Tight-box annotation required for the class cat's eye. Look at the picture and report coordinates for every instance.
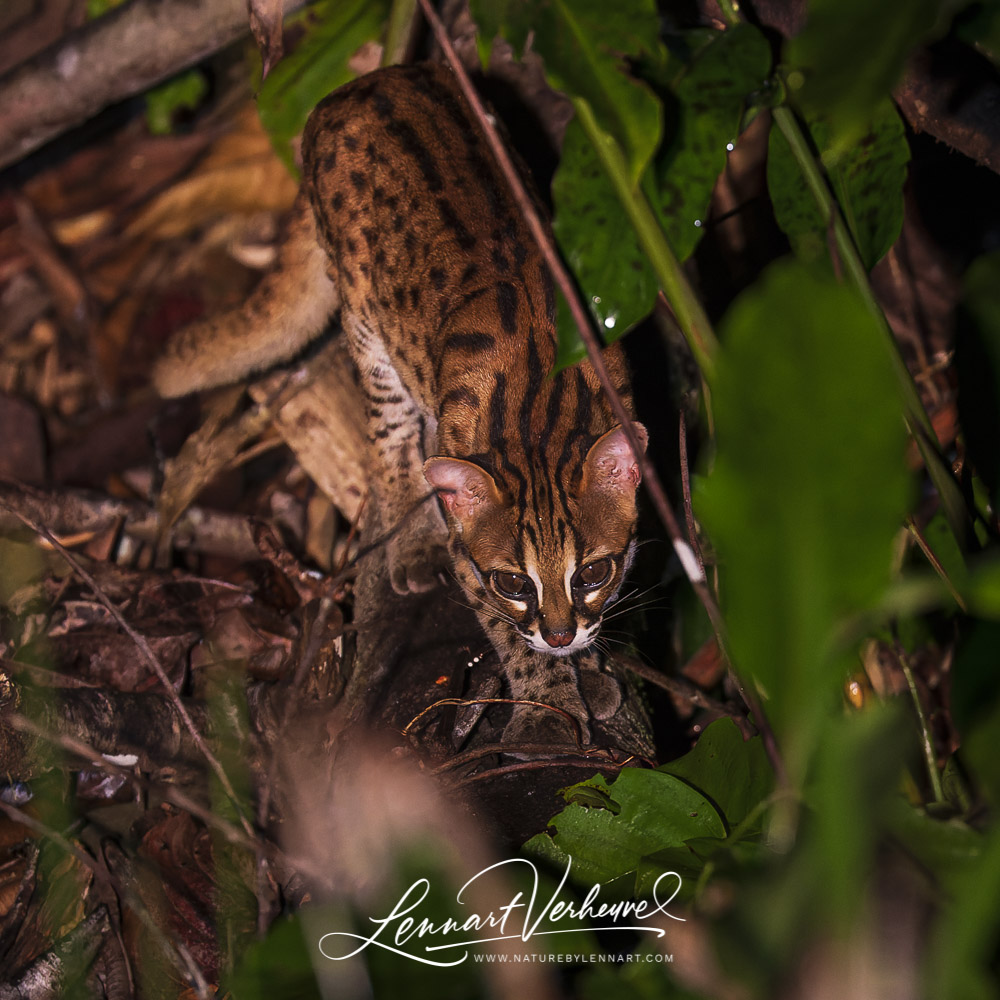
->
[492,571,534,600]
[574,558,612,590]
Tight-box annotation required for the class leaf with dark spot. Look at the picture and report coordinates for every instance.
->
[768,99,909,269]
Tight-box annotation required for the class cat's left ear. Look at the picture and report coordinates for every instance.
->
[424,457,502,525]
[582,423,648,495]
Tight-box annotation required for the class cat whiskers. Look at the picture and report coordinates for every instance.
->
[442,586,520,629]
[600,583,668,624]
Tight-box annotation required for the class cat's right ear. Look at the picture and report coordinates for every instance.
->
[424,457,502,525]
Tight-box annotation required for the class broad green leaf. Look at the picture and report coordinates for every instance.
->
[695,260,911,771]
[651,23,772,262]
[807,705,910,925]
[551,24,769,367]
[951,617,1000,806]
[257,0,389,172]
[925,826,1000,1000]
[767,100,909,269]
[552,117,658,367]
[470,0,663,182]
[956,1,1000,68]
[785,0,959,149]
[658,718,773,835]
[524,769,724,892]
[227,915,320,999]
[956,252,1000,505]
[580,943,700,999]
[918,511,971,598]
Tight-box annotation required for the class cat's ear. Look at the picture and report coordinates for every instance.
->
[582,423,648,496]
[424,457,502,523]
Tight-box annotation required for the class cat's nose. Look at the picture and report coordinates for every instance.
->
[543,627,574,648]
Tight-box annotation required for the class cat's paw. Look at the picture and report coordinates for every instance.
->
[578,667,622,721]
[504,704,590,746]
[386,533,449,594]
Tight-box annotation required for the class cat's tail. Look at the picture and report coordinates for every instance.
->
[153,191,340,398]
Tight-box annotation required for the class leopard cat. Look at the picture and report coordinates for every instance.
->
[155,62,647,737]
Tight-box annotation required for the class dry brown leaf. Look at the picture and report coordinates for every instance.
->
[248,0,285,79]
[50,209,113,247]
[127,107,297,241]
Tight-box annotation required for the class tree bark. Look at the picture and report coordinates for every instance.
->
[0,0,307,171]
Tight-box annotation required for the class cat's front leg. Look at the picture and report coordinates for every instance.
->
[500,643,592,745]
[348,323,449,594]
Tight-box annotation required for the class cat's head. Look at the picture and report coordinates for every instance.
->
[424,424,647,656]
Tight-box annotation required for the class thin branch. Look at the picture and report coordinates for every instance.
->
[678,409,707,578]
[771,104,972,549]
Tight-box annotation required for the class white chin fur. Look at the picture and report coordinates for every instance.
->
[525,629,595,657]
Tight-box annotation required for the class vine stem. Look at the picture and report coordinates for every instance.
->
[415,0,789,789]
[895,645,946,805]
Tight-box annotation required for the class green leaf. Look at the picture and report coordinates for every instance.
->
[917,512,971,598]
[784,0,959,149]
[807,706,910,925]
[227,915,320,999]
[956,252,1000,505]
[257,0,389,173]
[145,71,208,136]
[470,0,663,182]
[955,1,1000,68]
[658,718,773,835]
[579,942,701,999]
[524,769,724,892]
[767,100,909,269]
[85,0,127,18]
[551,117,659,366]
[651,23,772,262]
[925,826,1000,1000]
[695,260,911,771]
[951,617,1000,806]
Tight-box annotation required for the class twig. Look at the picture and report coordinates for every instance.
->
[894,643,946,806]
[678,409,706,578]
[404,696,586,749]
[434,741,651,775]
[623,656,744,726]
[905,515,967,612]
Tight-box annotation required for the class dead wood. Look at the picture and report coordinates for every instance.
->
[0,0,308,172]
[0,482,262,562]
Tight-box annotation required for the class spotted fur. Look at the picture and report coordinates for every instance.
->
[155,64,646,723]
